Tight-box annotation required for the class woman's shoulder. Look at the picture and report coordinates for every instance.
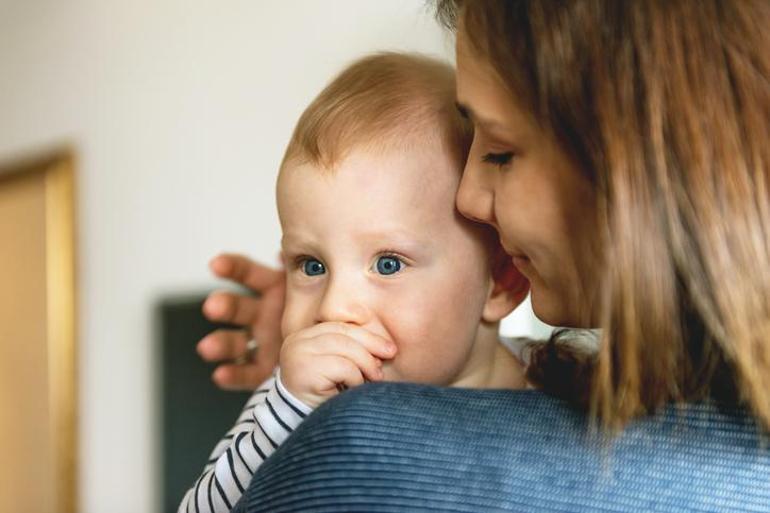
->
[240,382,770,512]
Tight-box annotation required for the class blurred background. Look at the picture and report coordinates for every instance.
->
[0,1,551,511]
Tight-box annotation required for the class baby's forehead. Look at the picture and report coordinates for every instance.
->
[278,145,463,217]
[282,128,462,178]
[283,164,460,224]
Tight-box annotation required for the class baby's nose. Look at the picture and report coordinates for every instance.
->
[315,278,370,326]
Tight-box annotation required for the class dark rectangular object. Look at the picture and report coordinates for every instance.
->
[158,294,251,513]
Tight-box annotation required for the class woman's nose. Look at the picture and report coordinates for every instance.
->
[315,277,369,326]
[456,158,496,227]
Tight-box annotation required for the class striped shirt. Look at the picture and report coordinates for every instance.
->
[177,369,313,513]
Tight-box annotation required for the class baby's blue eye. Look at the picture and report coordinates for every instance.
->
[301,258,325,276]
[375,256,402,276]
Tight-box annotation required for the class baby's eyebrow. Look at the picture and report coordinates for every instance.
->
[280,234,316,252]
[281,230,314,243]
[356,231,430,251]
[357,228,420,241]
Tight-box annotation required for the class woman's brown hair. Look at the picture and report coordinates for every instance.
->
[437,0,770,429]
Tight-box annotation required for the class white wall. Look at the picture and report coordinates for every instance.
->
[0,1,549,511]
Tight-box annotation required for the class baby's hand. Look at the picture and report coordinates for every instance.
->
[279,322,397,408]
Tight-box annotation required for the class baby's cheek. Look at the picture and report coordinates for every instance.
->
[280,296,314,338]
[279,309,295,340]
[381,303,469,384]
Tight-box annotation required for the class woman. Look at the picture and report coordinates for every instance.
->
[198,1,769,509]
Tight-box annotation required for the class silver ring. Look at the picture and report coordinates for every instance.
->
[234,337,259,365]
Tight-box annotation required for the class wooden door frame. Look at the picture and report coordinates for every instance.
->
[0,148,77,513]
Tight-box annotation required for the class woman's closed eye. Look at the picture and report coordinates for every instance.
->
[372,254,405,276]
[482,151,514,167]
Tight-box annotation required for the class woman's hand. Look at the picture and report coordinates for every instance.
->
[196,253,286,391]
[279,322,397,408]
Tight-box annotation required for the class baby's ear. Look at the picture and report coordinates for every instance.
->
[482,247,530,323]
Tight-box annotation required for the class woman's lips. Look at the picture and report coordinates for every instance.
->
[503,245,533,274]
[512,256,535,279]
[511,254,530,268]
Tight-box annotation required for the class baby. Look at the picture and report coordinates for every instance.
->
[179,52,532,513]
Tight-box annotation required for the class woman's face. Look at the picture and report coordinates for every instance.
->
[454,28,600,328]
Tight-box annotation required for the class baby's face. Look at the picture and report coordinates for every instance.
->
[277,143,495,386]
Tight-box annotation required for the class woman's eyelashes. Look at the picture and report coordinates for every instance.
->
[482,151,514,167]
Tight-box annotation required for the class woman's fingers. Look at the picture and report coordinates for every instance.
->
[196,329,250,362]
[199,253,288,392]
[203,258,286,363]
[209,253,285,292]
[211,363,268,392]
[198,329,274,390]
[202,291,261,327]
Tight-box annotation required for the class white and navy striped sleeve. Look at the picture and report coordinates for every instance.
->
[177,368,313,513]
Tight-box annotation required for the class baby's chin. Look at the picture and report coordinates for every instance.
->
[377,362,397,383]
[378,362,443,386]
[378,361,407,384]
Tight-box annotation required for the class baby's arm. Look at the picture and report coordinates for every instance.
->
[179,322,393,513]
[177,371,312,513]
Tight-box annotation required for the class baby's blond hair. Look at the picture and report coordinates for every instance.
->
[281,52,471,172]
